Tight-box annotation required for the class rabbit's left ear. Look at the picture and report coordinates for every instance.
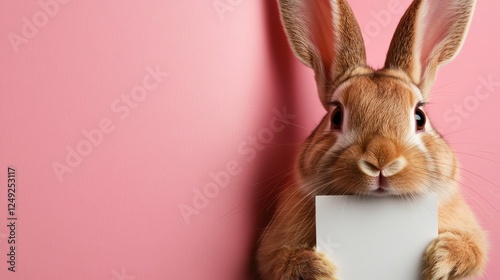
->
[385,0,476,99]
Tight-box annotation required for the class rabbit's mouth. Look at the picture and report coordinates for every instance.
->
[370,187,393,197]
[364,186,416,197]
[371,190,389,197]
[366,183,395,197]
[366,174,391,196]
[360,173,417,197]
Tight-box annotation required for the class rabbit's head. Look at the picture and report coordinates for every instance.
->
[278,0,476,198]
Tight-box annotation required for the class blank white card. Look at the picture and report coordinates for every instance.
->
[316,195,438,280]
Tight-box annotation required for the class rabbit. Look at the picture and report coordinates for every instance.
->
[256,0,488,279]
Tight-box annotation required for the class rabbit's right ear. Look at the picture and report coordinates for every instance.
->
[278,0,367,105]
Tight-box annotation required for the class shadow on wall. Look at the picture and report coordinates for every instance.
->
[246,1,303,279]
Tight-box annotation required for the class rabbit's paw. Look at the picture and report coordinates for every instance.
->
[423,232,484,280]
[276,248,336,280]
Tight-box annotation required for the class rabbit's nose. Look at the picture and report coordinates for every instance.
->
[358,156,407,177]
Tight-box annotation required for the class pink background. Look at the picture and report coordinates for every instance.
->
[0,0,499,279]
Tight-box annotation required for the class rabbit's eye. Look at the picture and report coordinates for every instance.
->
[331,107,343,130]
[415,108,426,131]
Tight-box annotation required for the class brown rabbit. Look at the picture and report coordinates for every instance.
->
[257,0,488,279]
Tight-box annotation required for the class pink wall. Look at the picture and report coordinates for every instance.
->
[0,0,498,279]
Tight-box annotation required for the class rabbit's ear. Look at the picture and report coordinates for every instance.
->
[385,0,476,99]
[278,0,367,105]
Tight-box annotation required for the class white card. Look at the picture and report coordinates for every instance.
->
[316,195,438,280]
